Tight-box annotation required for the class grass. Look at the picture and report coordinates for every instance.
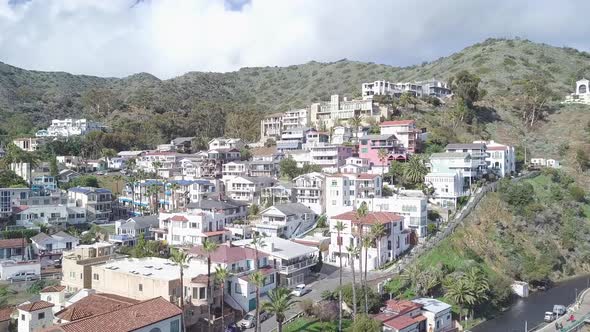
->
[98,224,115,234]
[283,318,351,332]
[98,174,126,195]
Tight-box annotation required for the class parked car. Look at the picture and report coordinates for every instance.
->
[554,305,567,316]
[544,311,558,322]
[96,171,105,176]
[291,284,311,297]
[238,310,269,329]
[8,272,39,282]
[53,258,62,268]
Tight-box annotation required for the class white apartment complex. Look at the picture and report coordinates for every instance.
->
[362,79,451,100]
[309,94,391,129]
[225,176,276,204]
[325,173,383,217]
[293,172,325,215]
[35,118,104,137]
[255,203,316,238]
[155,211,229,246]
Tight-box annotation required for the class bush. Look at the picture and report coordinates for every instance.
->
[349,314,382,332]
[498,179,534,207]
[299,299,314,316]
[339,284,382,313]
[313,301,338,322]
[569,185,586,202]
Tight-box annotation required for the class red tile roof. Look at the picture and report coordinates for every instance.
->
[239,266,275,282]
[332,211,404,225]
[189,243,267,264]
[375,313,426,330]
[380,120,416,126]
[0,238,27,249]
[191,273,214,284]
[44,297,182,332]
[40,285,66,293]
[18,300,54,312]
[169,215,189,222]
[12,205,29,213]
[383,299,423,314]
[0,307,14,322]
[56,293,139,322]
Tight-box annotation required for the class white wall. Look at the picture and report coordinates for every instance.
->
[18,307,54,332]
[0,261,41,280]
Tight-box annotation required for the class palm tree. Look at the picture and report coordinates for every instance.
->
[262,287,298,332]
[334,221,347,332]
[251,271,266,332]
[249,234,266,270]
[362,234,371,315]
[348,114,363,142]
[215,266,231,331]
[170,248,188,332]
[346,244,359,319]
[370,223,386,268]
[404,155,428,185]
[146,184,160,214]
[202,239,219,332]
[464,268,490,319]
[377,148,389,179]
[169,182,181,211]
[112,174,123,196]
[444,277,475,323]
[354,202,368,314]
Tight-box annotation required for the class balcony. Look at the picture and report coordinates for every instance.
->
[278,258,317,274]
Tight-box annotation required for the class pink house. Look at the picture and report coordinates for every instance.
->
[359,134,406,167]
[379,120,422,153]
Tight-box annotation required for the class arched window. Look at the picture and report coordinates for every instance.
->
[46,296,52,302]
[579,84,588,94]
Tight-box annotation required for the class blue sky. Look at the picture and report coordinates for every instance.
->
[0,0,588,79]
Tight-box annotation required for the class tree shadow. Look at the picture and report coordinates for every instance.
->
[473,105,501,124]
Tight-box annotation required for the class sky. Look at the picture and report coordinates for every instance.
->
[0,0,589,79]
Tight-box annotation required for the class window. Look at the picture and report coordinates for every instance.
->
[21,314,25,321]
[46,296,52,302]
[361,148,368,154]
[199,287,206,299]
[149,328,162,332]
[235,283,242,294]
[93,273,99,281]
[170,319,180,332]
[38,312,45,320]
[139,284,143,291]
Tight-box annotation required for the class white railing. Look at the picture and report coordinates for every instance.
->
[279,258,317,274]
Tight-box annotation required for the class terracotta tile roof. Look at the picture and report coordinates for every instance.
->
[0,307,14,322]
[0,238,27,249]
[169,215,189,222]
[189,243,267,264]
[239,266,275,282]
[191,273,214,283]
[56,293,140,322]
[383,299,423,314]
[332,211,404,225]
[12,205,29,213]
[374,313,426,329]
[250,146,278,157]
[18,300,54,312]
[40,285,66,293]
[203,229,229,237]
[45,297,182,332]
[380,120,416,126]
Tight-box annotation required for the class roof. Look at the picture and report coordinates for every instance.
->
[236,176,275,184]
[56,293,139,322]
[18,300,54,312]
[187,197,247,210]
[331,211,404,225]
[445,143,486,150]
[171,137,195,145]
[412,298,452,314]
[376,313,426,329]
[40,285,66,293]
[0,307,13,322]
[68,187,111,194]
[52,231,79,241]
[232,237,318,260]
[264,203,315,216]
[0,238,26,249]
[169,215,188,222]
[251,146,278,157]
[380,120,416,126]
[362,134,395,141]
[31,232,52,244]
[486,145,509,151]
[430,152,470,159]
[383,299,423,314]
[123,215,159,228]
[44,297,181,332]
[357,173,380,179]
[97,257,207,281]
[189,243,267,264]
[239,266,275,282]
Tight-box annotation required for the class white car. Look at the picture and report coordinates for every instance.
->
[291,284,311,297]
[8,271,39,282]
[238,310,269,329]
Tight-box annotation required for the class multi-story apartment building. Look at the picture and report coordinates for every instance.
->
[255,203,316,238]
[248,159,280,178]
[91,256,214,327]
[186,194,248,225]
[475,140,516,177]
[261,183,295,206]
[189,243,277,312]
[0,188,29,218]
[276,127,308,152]
[362,80,451,99]
[67,187,112,222]
[222,161,248,180]
[358,191,428,238]
[12,137,46,152]
[444,143,489,179]
[233,237,319,288]
[329,211,410,271]
[61,242,115,293]
[260,112,284,142]
[325,173,383,217]
[339,157,370,174]
[208,137,244,151]
[424,171,465,209]
[155,211,229,245]
[359,134,406,168]
[226,176,276,204]
[380,120,422,153]
[309,94,390,129]
[292,172,325,215]
[305,143,353,173]
[35,118,104,137]
[282,109,310,131]
[136,151,181,176]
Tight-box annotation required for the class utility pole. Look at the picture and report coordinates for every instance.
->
[524,320,527,332]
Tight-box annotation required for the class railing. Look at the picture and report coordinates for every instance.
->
[279,258,317,274]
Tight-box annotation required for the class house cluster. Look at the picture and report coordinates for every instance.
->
[375,298,457,332]
[35,118,106,138]
[563,78,590,105]
[362,79,452,100]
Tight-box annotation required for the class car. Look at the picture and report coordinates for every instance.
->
[237,310,269,329]
[8,271,40,282]
[544,311,557,322]
[96,171,105,175]
[291,284,311,297]
[553,305,567,316]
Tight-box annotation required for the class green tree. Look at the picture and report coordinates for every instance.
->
[202,239,219,332]
[370,223,386,268]
[333,221,347,331]
[279,157,299,179]
[377,148,389,179]
[450,70,486,108]
[346,244,360,319]
[464,268,490,319]
[215,266,231,331]
[168,182,181,211]
[170,248,188,332]
[575,148,589,172]
[404,155,428,185]
[514,75,556,127]
[348,114,363,142]
[251,271,266,332]
[444,277,475,322]
[400,92,418,110]
[349,314,382,332]
[262,287,298,332]
[355,202,369,315]
[49,156,59,178]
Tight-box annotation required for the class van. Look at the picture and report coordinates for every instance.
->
[553,305,567,316]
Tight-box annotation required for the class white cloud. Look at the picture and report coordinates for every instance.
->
[0,0,588,79]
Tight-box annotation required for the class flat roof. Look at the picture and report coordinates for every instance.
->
[98,257,208,281]
[232,237,318,260]
[412,298,452,314]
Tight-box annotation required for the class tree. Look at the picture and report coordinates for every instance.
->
[202,239,219,332]
[444,277,475,322]
[514,76,556,127]
[464,268,490,319]
[248,204,260,218]
[251,271,266,332]
[450,70,485,108]
[349,314,382,332]
[362,234,371,315]
[370,223,386,267]
[279,157,299,179]
[348,114,363,142]
[333,221,347,332]
[49,156,59,179]
[354,202,369,315]
[112,174,123,196]
[404,155,428,185]
[377,148,389,178]
[215,266,231,331]
[400,92,418,110]
[240,147,252,161]
[170,248,188,332]
[346,244,359,319]
[249,234,266,270]
[575,148,589,172]
[262,287,298,332]
[169,182,181,211]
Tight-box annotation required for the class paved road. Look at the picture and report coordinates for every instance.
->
[536,287,590,332]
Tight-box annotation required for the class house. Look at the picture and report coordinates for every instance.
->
[13,137,46,152]
[340,157,370,174]
[0,238,27,261]
[411,298,454,332]
[112,215,159,246]
[67,187,112,222]
[188,243,277,312]
[31,175,58,194]
[171,137,195,153]
[261,183,295,206]
[424,171,465,209]
[359,134,406,169]
[325,173,383,217]
[222,161,249,181]
[0,306,14,331]
[282,109,310,131]
[380,120,422,153]
[475,140,516,177]
[530,158,561,169]
[329,211,410,271]
[330,126,353,145]
[429,152,479,184]
[208,138,244,151]
[260,112,284,142]
[309,94,391,129]
[136,151,181,176]
[35,118,104,138]
[256,203,316,238]
[54,293,139,323]
[186,194,248,225]
[60,242,115,293]
[30,232,79,255]
[106,157,126,170]
[117,150,146,160]
[358,191,428,238]
[564,78,590,105]
[0,187,30,218]
[17,300,54,332]
[374,299,426,332]
[43,297,182,332]
[293,172,325,215]
[226,176,276,204]
[250,146,284,163]
[306,143,353,172]
[13,204,86,228]
[0,260,40,280]
[154,211,229,246]
[444,143,489,180]
[57,169,81,184]
[39,285,66,313]
[248,159,280,178]
[276,127,308,152]
[362,80,451,100]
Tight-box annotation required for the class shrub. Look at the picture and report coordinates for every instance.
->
[299,299,314,316]
[569,185,586,202]
[313,301,338,322]
[498,179,534,207]
[349,314,382,332]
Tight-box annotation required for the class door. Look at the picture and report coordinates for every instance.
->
[227,281,232,295]
[248,298,256,311]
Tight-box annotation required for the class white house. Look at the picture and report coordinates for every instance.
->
[155,211,229,246]
[444,143,489,180]
[380,120,422,153]
[67,187,112,222]
[530,158,561,169]
[256,203,316,238]
[112,215,159,246]
[330,126,353,145]
[564,78,590,105]
[425,172,466,209]
[475,140,516,177]
[12,137,46,152]
[325,173,383,217]
[226,176,276,204]
[208,137,244,151]
[411,298,453,332]
[30,231,79,254]
[292,172,325,215]
[35,118,104,138]
[17,300,54,332]
[329,211,410,271]
[39,285,66,313]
